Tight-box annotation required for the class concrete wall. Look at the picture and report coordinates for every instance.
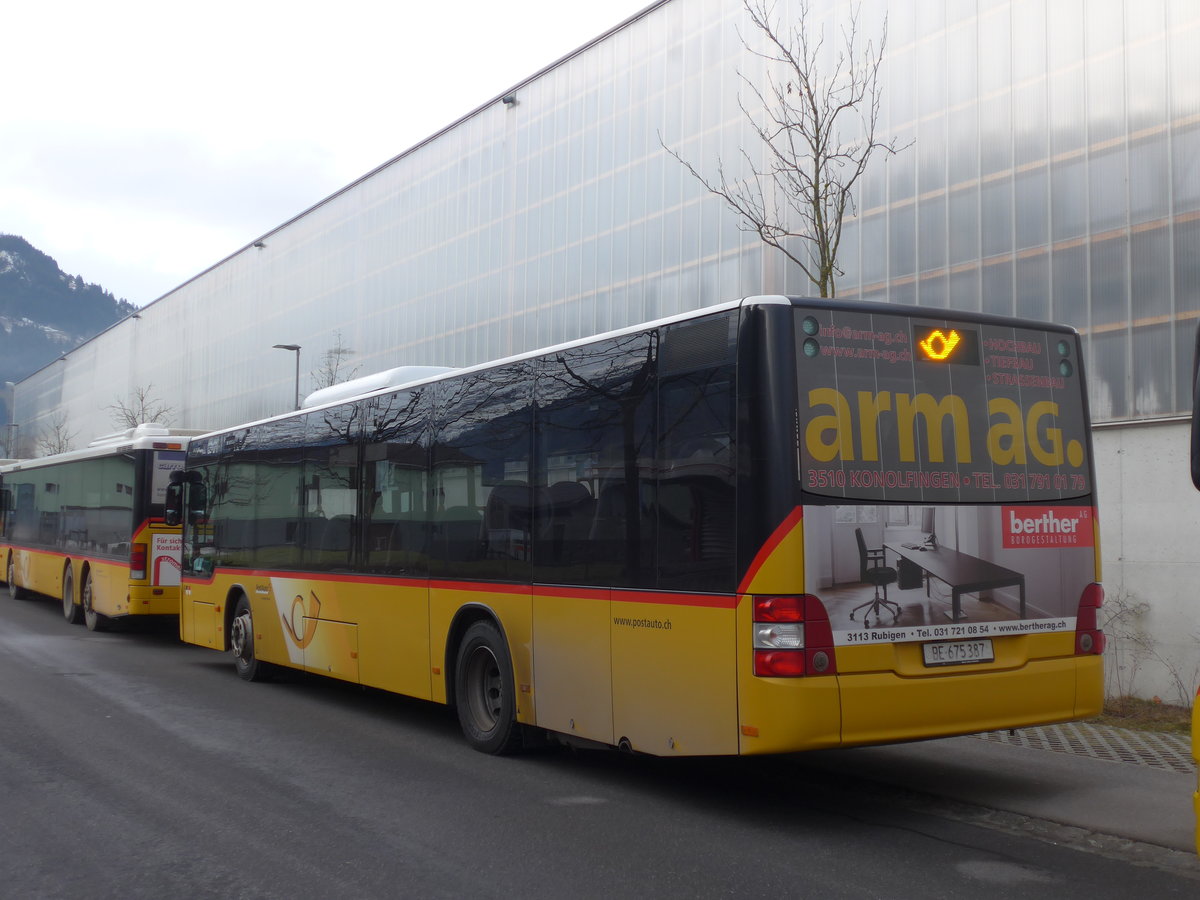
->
[1094,420,1200,706]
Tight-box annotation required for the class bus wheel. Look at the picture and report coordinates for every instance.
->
[7,556,28,600]
[231,594,273,682]
[454,620,521,755]
[62,565,83,625]
[82,572,108,631]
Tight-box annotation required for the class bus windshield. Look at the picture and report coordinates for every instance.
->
[795,305,1092,504]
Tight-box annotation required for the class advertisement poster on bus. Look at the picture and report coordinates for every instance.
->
[152,532,182,587]
[794,306,1096,648]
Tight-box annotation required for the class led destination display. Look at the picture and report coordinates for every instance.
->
[796,308,1090,505]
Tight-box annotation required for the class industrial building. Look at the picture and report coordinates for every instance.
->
[12,0,1200,700]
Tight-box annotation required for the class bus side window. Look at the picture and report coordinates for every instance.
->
[656,344,736,593]
[431,363,533,582]
[533,332,657,588]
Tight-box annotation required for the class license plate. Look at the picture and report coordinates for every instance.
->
[922,639,994,667]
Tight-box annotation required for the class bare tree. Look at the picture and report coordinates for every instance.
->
[109,384,175,428]
[664,0,906,297]
[37,411,77,456]
[311,330,361,390]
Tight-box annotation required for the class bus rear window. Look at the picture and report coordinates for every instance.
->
[150,450,187,513]
[795,307,1092,504]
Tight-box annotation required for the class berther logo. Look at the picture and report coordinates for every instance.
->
[1002,506,1094,549]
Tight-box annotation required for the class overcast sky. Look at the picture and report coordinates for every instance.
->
[2,0,654,307]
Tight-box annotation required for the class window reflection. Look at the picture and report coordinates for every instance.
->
[431,363,534,583]
[1,457,135,555]
[535,332,656,588]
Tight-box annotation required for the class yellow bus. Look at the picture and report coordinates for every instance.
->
[171,297,1104,755]
[1,425,196,630]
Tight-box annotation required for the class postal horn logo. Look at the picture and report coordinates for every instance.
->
[282,591,322,648]
[918,329,961,360]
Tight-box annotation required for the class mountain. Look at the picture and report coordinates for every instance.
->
[0,234,137,421]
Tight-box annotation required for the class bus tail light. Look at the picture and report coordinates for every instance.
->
[130,543,147,581]
[1074,582,1105,655]
[753,594,837,677]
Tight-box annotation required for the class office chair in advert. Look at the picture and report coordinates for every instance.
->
[851,527,901,627]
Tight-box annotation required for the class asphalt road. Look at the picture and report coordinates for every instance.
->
[0,592,1194,899]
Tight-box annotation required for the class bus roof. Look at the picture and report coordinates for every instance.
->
[0,424,201,474]
[301,366,457,409]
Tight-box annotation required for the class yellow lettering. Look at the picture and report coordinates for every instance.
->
[806,388,855,462]
[986,397,1027,464]
[1027,401,1064,465]
[896,393,972,463]
[857,391,892,462]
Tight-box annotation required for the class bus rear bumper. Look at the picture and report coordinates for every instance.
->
[838,655,1104,747]
[736,654,1102,755]
[126,587,181,616]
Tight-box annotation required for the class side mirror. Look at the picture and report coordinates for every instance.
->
[164,476,184,527]
[188,479,208,524]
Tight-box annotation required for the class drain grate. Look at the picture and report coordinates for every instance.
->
[974,722,1195,775]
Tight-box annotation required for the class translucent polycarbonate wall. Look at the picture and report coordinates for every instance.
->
[13,0,1200,448]
[832,0,1199,422]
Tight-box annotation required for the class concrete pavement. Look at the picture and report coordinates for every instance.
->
[802,721,1198,872]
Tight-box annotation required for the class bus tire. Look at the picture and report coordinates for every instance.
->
[454,619,521,755]
[7,555,29,600]
[82,571,108,631]
[62,565,83,625]
[230,594,274,682]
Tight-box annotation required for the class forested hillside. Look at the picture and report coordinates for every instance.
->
[0,234,136,422]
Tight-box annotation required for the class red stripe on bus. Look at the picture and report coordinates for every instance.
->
[0,544,127,569]
[183,569,432,589]
[531,585,608,601]
[611,589,737,609]
[433,580,528,596]
[180,568,736,610]
[534,585,734,608]
[736,506,803,595]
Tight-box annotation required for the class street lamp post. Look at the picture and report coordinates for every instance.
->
[272,344,301,410]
